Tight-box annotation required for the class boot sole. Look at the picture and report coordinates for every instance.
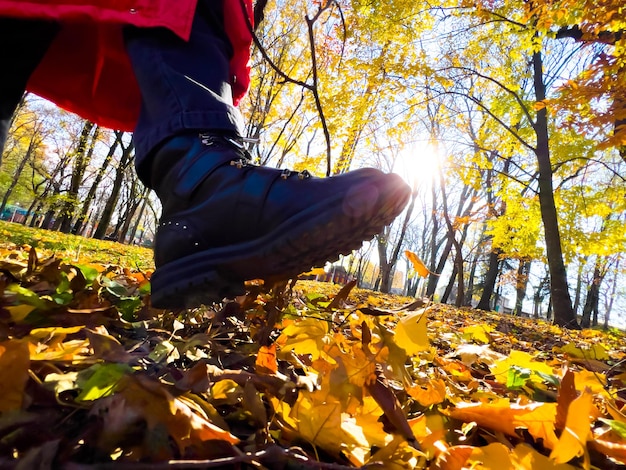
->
[150,181,411,309]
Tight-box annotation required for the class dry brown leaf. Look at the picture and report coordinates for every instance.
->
[555,368,578,431]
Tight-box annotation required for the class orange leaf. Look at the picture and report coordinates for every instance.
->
[430,445,473,470]
[445,399,559,449]
[407,378,447,407]
[405,250,431,277]
[256,344,278,374]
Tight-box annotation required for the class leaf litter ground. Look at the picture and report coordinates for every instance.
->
[0,225,625,469]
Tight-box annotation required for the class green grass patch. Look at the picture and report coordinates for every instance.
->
[0,220,154,269]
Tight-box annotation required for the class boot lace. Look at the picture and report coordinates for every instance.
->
[200,133,311,180]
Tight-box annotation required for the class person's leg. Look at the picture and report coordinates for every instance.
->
[0,19,59,158]
[123,0,242,184]
[124,0,412,309]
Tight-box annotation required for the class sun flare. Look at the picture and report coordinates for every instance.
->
[396,141,442,187]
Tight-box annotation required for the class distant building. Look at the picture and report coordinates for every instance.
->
[0,205,28,223]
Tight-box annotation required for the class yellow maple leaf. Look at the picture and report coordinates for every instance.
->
[550,389,594,464]
[557,342,610,361]
[0,340,30,412]
[273,391,371,466]
[301,267,327,276]
[513,444,577,469]
[461,324,494,344]
[394,309,430,356]
[276,317,330,361]
[405,250,431,277]
[353,396,390,449]
[367,434,426,469]
[430,445,473,470]
[573,369,608,396]
[490,350,556,385]
[338,343,378,387]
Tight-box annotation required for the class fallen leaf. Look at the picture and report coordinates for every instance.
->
[556,368,577,431]
[430,445,473,470]
[557,342,610,361]
[445,398,559,449]
[590,438,626,464]
[490,350,556,386]
[256,343,278,374]
[328,279,357,309]
[0,340,30,412]
[407,378,447,406]
[468,442,515,469]
[5,304,35,323]
[94,375,239,457]
[550,388,593,464]
[461,324,493,344]
[394,309,429,355]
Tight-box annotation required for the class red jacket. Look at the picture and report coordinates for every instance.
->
[0,0,253,131]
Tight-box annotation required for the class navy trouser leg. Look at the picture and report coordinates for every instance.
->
[0,19,59,159]
[124,0,243,184]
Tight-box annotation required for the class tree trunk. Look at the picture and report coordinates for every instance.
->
[580,261,605,329]
[438,168,465,306]
[603,258,619,330]
[58,121,97,233]
[572,259,587,315]
[514,259,531,316]
[93,137,134,239]
[127,187,151,244]
[441,263,457,304]
[426,183,473,299]
[532,45,577,327]
[376,188,417,293]
[464,250,479,307]
[73,132,120,235]
[477,248,500,310]
[425,181,441,297]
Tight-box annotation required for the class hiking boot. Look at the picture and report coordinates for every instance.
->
[149,133,411,308]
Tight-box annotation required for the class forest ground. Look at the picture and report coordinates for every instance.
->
[0,220,624,469]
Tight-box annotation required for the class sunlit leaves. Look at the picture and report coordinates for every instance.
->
[0,225,624,468]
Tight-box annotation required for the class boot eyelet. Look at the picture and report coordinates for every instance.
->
[298,170,311,180]
[280,169,291,179]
